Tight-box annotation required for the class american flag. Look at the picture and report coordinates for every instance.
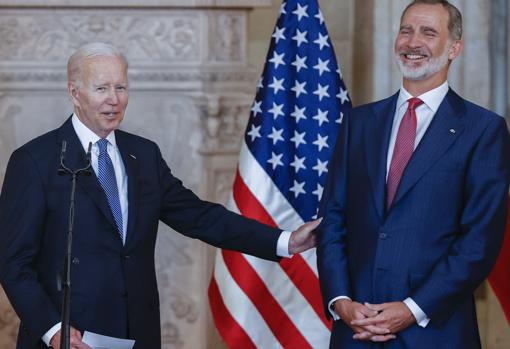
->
[208,0,351,347]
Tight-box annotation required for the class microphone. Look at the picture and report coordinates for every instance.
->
[83,142,93,176]
[55,139,93,349]
[57,141,68,176]
[57,140,92,176]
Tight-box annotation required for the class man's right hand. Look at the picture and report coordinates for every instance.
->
[334,299,396,342]
[50,327,91,349]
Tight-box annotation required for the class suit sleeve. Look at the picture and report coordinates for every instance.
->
[0,148,61,342]
[316,111,351,317]
[155,145,281,261]
[411,116,510,325]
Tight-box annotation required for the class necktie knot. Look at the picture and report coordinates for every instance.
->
[97,138,109,154]
[407,97,423,111]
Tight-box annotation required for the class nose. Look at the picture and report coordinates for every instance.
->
[106,88,119,105]
[406,32,423,48]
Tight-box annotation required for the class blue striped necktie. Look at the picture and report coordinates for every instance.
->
[97,138,124,243]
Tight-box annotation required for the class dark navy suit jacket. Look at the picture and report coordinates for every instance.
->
[317,89,510,349]
[0,118,281,348]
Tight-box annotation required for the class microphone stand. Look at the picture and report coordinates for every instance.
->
[57,140,92,349]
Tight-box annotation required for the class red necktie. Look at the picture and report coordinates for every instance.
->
[386,97,423,210]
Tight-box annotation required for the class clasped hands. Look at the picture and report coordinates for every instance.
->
[334,299,416,342]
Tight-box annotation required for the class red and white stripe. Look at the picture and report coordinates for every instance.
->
[209,142,331,348]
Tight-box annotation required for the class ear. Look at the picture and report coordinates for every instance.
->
[68,81,80,107]
[448,40,464,61]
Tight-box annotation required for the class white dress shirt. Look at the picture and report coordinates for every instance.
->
[328,82,449,328]
[72,114,129,240]
[43,114,292,346]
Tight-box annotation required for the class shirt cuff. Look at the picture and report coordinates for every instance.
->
[42,322,61,347]
[276,230,292,257]
[328,296,352,321]
[403,297,430,327]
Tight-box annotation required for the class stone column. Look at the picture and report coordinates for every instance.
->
[0,1,270,348]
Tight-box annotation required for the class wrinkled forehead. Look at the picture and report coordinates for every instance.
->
[400,3,450,32]
[81,56,128,80]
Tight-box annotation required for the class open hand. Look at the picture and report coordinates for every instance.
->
[288,218,321,254]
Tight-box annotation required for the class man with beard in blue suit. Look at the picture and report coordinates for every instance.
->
[0,42,320,349]
[317,0,510,348]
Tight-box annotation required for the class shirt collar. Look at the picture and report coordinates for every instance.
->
[397,81,449,113]
[71,113,118,151]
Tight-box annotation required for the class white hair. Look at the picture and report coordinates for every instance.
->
[67,42,128,86]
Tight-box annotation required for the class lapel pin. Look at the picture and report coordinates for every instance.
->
[130,154,137,159]
[449,129,456,134]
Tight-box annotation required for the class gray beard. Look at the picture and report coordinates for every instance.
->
[395,45,450,81]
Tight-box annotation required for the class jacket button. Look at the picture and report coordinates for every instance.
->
[379,233,387,239]
[123,255,131,259]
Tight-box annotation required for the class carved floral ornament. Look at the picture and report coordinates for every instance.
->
[0,10,249,64]
[0,12,200,61]
[0,0,272,6]
[196,94,253,152]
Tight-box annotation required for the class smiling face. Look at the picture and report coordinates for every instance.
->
[394,3,462,92]
[68,55,128,138]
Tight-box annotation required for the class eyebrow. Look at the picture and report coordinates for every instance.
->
[399,24,440,35]
[421,26,439,34]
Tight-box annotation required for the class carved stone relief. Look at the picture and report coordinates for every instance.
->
[0,0,272,6]
[197,95,252,153]
[155,225,201,349]
[210,12,245,63]
[211,169,236,205]
[0,10,200,62]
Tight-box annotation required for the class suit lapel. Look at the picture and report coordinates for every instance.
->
[57,118,118,230]
[364,93,399,221]
[391,89,466,208]
[116,131,139,248]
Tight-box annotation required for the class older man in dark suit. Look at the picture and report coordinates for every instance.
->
[0,42,319,349]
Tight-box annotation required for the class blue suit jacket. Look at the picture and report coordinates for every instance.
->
[317,89,510,349]
[0,117,281,349]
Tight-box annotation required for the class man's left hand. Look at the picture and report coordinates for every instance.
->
[288,218,322,254]
[350,301,415,338]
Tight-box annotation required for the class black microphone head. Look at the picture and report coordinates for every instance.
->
[61,140,67,160]
[86,142,92,160]
[57,140,68,175]
[82,141,93,176]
